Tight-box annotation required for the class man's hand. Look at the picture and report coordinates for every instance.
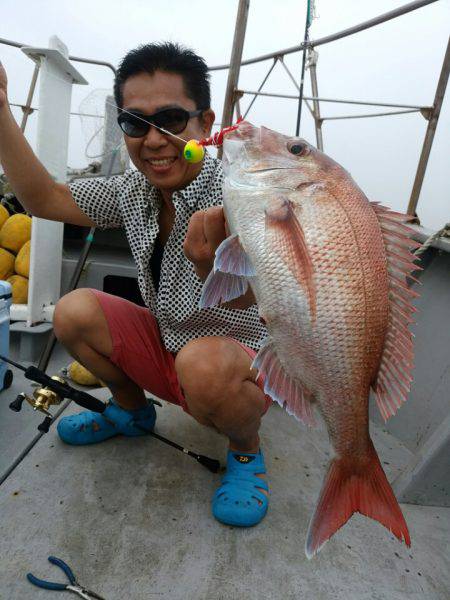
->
[184,206,257,309]
[184,206,226,281]
[0,61,8,109]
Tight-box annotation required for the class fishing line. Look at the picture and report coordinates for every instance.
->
[100,96,241,157]
[14,62,186,143]
[10,61,239,162]
[9,68,189,144]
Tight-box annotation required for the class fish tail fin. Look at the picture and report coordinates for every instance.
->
[305,441,410,559]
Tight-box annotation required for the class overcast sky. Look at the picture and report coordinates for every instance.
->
[1,0,449,230]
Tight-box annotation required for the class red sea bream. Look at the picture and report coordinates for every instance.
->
[200,121,419,557]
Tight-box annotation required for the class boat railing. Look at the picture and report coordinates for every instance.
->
[0,1,448,326]
[1,0,448,221]
[212,0,449,221]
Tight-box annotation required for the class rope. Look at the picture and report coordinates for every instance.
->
[414,222,450,256]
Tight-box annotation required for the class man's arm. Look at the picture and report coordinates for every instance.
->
[183,206,256,310]
[0,61,94,226]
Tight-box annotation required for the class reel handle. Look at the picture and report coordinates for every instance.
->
[9,393,26,412]
[24,366,106,413]
[38,416,53,433]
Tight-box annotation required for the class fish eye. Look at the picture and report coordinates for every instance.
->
[288,142,307,156]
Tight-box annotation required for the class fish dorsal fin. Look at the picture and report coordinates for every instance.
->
[252,338,316,427]
[370,202,421,421]
[265,197,316,320]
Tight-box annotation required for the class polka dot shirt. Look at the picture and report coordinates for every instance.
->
[69,153,267,353]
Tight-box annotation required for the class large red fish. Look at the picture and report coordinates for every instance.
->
[201,121,419,557]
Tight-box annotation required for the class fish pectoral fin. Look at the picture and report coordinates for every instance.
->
[199,234,254,308]
[265,197,316,320]
[214,233,256,277]
[199,269,249,309]
[252,338,315,427]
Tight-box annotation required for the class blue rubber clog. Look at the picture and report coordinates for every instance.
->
[212,449,269,527]
[57,400,156,445]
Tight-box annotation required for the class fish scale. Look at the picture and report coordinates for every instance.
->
[201,121,416,557]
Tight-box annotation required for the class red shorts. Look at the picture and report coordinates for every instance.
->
[89,290,271,415]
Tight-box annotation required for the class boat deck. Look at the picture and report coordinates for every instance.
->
[1,242,449,599]
[1,382,449,599]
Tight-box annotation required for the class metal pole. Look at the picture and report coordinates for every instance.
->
[0,37,116,75]
[20,63,40,132]
[208,0,439,71]
[323,108,421,120]
[220,0,250,133]
[236,89,428,109]
[307,49,323,150]
[235,91,244,119]
[407,36,450,217]
[243,58,278,119]
[66,56,116,75]
[311,0,438,49]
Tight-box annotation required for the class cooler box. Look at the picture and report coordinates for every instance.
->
[0,281,13,391]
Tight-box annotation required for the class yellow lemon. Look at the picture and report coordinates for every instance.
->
[68,361,103,387]
[15,240,31,277]
[0,248,16,280]
[7,274,28,304]
[0,205,9,229]
[0,214,32,254]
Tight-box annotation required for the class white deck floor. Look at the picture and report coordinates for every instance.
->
[1,387,449,599]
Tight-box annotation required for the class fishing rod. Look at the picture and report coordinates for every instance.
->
[1,354,221,474]
[1,66,240,477]
[295,0,315,136]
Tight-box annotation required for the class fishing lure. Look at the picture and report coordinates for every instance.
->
[183,117,243,163]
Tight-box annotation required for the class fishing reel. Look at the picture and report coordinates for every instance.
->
[10,376,66,416]
[2,354,221,472]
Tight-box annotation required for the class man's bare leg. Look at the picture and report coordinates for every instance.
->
[53,288,147,410]
[175,337,269,494]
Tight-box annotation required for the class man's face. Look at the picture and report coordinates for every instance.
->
[121,71,215,196]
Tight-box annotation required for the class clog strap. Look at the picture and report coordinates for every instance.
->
[225,450,267,476]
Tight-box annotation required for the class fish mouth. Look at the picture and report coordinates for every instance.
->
[244,166,296,174]
[295,180,322,191]
[228,177,320,194]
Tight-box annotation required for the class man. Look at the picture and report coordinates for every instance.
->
[0,42,270,527]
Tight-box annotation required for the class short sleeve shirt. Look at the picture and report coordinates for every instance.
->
[68,153,267,353]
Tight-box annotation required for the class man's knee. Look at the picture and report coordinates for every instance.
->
[53,288,101,344]
[175,337,248,407]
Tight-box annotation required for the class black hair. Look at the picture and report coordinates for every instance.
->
[113,42,211,111]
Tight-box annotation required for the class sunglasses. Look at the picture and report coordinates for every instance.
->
[117,107,203,138]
